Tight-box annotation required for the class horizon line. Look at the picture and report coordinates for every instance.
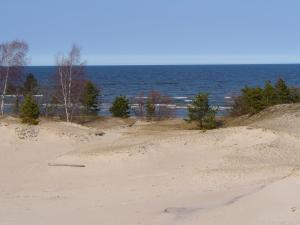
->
[27,62,300,67]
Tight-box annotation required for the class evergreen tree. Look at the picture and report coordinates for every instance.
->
[242,87,265,114]
[187,93,217,129]
[23,73,38,95]
[80,81,100,115]
[109,96,130,118]
[275,78,292,104]
[263,80,277,107]
[20,95,40,125]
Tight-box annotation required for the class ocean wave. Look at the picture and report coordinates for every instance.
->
[135,96,188,100]
[172,96,188,99]
[130,104,231,111]
[218,106,232,110]
[135,96,148,99]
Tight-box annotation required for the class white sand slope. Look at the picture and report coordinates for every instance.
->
[0,108,300,225]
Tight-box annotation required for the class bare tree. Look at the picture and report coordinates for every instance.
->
[0,40,28,116]
[132,92,146,118]
[133,91,175,120]
[54,45,86,122]
[147,91,174,120]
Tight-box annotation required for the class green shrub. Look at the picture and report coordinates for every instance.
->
[20,95,40,125]
[109,96,130,118]
[202,110,217,129]
[187,93,217,129]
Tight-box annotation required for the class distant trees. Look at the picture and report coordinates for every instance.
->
[187,93,217,129]
[3,40,300,126]
[80,81,100,115]
[230,78,298,116]
[54,45,86,122]
[0,42,102,122]
[0,40,28,115]
[20,95,40,125]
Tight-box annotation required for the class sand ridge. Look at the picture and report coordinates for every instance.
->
[0,107,300,225]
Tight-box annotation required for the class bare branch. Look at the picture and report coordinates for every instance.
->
[0,40,28,115]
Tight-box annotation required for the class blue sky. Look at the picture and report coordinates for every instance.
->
[1,0,300,65]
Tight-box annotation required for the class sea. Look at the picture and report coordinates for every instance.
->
[24,64,300,117]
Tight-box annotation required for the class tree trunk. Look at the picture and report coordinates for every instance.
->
[0,68,9,116]
[59,68,70,122]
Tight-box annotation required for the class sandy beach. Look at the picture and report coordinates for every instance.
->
[1,104,300,225]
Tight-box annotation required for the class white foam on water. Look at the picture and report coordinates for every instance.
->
[135,97,148,99]
[173,96,188,99]
[218,106,232,110]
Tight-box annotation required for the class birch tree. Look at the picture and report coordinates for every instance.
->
[55,45,86,122]
[0,40,28,116]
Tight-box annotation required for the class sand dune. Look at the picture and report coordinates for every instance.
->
[1,105,300,225]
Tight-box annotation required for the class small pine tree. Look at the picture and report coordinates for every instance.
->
[80,81,100,115]
[23,73,38,95]
[275,78,292,104]
[109,96,130,118]
[20,95,40,125]
[187,93,217,129]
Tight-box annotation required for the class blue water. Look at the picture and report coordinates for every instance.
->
[24,64,300,116]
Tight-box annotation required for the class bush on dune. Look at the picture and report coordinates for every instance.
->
[20,95,40,125]
[110,96,130,118]
[230,78,299,116]
[80,81,101,115]
[187,93,217,129]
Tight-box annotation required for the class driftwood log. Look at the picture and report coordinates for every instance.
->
[48,163,85,168]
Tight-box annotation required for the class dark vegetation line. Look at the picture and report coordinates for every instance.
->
[230,78,300,116]
[1,40,299,128]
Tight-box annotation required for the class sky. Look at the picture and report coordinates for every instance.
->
[1,0,300,65]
